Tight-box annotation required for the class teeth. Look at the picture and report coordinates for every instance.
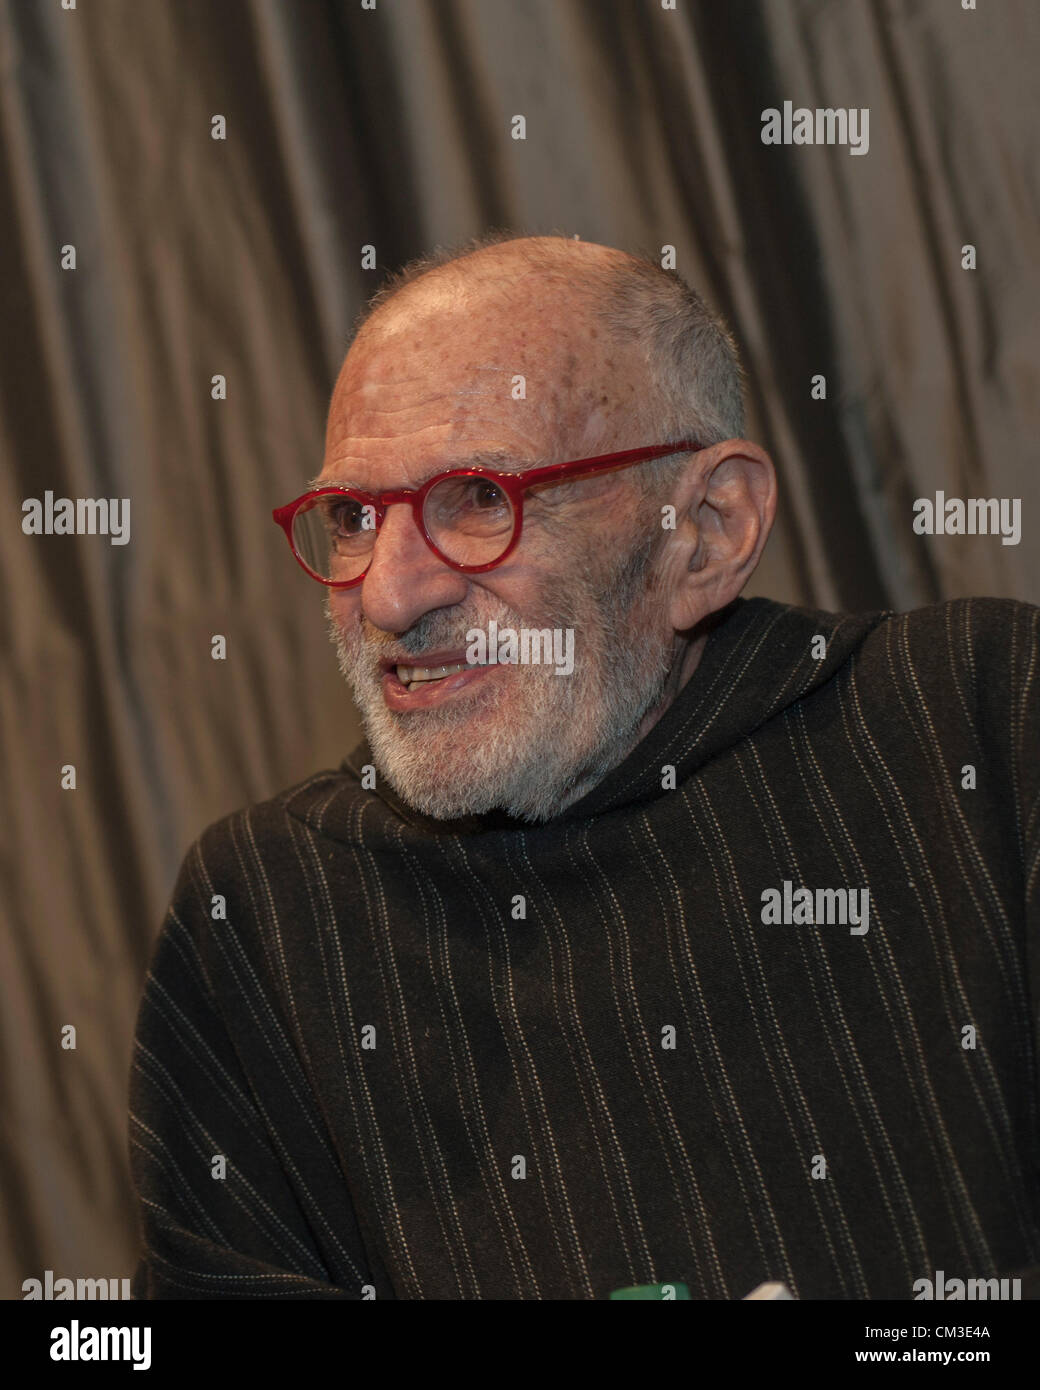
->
[397,661,469,687]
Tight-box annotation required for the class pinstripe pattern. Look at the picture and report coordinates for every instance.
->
[128,596,1040,1299]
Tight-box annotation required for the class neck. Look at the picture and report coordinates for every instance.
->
[549,627,710,817]
[634,628,710,743]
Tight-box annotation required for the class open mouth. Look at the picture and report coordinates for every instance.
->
[380,651,496,710]
[395,660,472,691]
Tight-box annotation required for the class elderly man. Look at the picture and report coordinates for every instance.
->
[129,234,1040,1301]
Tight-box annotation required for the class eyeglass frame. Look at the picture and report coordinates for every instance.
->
[271,438,707,588]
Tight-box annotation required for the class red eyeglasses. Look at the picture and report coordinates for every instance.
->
[272,439,705,588]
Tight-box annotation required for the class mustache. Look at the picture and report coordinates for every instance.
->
[330,598,533,672]
[324,530,657,680]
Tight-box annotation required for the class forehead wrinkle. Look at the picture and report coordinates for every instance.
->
[307,447,548,493]
[322,325,602,490]
[333,359,514,408]
[322,381,569,491]
[326,362,546,452]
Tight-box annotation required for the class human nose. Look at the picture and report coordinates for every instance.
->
[359,500,470,632]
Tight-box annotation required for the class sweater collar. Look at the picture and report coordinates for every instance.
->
[335,596,890,835]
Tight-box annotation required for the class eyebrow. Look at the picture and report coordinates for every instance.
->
[306,448,542,492]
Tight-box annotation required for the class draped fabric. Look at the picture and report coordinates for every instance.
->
[1,0,1037,1296]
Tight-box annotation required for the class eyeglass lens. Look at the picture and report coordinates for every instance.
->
[291,477,517,581]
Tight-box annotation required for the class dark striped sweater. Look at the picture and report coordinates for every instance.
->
[128,595,1040,1299]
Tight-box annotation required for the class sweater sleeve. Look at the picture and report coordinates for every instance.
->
[1015,603,1040,1143]
[1002,599,1040,1292]
[128,832,376,1299]
[897,599,1040,1295]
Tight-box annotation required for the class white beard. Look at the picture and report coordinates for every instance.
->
[326,533,674,822]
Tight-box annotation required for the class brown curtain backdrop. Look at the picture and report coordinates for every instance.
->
[1,0,1037,1298]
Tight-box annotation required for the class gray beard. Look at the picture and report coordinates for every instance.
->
[326,533,674,823]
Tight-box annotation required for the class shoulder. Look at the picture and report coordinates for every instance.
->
[152,766,373,985]
[173,765,368,903]
[841,598,1040,749]
[854,597,1038,684]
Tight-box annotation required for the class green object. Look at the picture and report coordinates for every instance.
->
[609,1281,691,1300]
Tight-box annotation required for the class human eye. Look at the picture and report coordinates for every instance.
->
[321,495,368,535]
[426,475,513,537]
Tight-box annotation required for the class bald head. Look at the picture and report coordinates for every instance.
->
[315,232,774,822]
[338,232,746,489]
[359,235,638,338]
[332,239,655,471]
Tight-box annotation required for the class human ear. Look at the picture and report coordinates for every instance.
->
[666,441,777,631]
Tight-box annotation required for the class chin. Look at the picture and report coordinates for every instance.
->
[379,749,564,822]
